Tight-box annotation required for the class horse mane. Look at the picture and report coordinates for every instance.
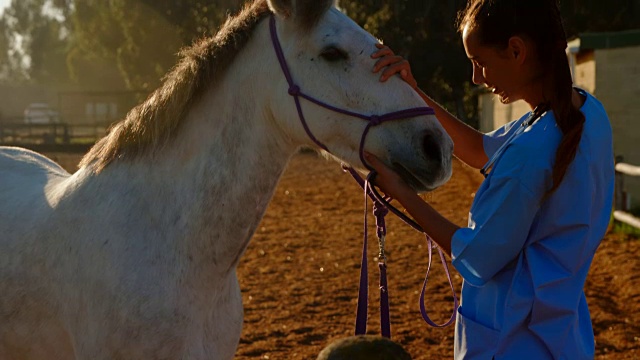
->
[80,0,273,172]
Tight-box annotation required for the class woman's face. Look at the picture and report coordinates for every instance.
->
[462,24,528,105]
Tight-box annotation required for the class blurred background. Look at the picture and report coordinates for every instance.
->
[1,0,639,123]
[0,0,639,212]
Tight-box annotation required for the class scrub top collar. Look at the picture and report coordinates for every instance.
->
[480,102,550,178]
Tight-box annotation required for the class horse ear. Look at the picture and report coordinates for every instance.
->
[267,0,293,18]
[268,0,335,29]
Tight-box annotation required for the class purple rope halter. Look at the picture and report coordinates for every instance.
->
[269,15,457,337]
[268,15,435,163]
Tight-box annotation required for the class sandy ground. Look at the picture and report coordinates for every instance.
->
[47,152,640,359]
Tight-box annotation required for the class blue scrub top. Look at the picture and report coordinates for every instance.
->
[451,90,614,359]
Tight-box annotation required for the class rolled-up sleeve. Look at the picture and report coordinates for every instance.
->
[451,174,540,287]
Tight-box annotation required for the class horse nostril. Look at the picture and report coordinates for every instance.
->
[422,132,442,161]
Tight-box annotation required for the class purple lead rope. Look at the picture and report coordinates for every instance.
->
[420,235,459,327]
[355,179,392,337]
[364,172,458,327]
[269,14,456,338]
[345,167,459,334]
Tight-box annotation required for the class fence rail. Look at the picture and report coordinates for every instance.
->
[0,121,108,153]
[614,157,640,229]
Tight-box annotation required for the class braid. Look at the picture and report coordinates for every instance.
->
[544,6,585,196]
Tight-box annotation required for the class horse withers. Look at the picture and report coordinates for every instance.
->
[0,0,452,359]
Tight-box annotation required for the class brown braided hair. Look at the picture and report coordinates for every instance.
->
[457,0,585,196]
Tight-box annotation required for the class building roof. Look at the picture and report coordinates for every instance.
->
[568,29,640,52]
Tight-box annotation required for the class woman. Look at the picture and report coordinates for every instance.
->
[365,0,614,359]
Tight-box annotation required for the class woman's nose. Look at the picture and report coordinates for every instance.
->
[472,65,485,85]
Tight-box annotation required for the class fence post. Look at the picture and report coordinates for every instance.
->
[615,156,626,212]
[63,123,70,145]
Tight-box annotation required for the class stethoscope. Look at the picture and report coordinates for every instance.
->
[480,103,550,178]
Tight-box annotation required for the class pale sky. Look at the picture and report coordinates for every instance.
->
[0,0,9,15]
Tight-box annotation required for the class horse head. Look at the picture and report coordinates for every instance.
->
[267,0,453,192]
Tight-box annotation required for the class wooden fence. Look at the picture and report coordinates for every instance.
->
[614,156,640,229]
[0,121,108,153]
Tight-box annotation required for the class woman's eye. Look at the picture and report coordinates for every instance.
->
[320,47,349,62]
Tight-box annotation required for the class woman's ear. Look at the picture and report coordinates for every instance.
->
[507,36,528,65]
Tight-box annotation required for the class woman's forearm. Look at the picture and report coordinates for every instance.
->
[394,188,459,257]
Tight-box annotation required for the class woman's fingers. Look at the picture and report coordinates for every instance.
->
[379,62,417,88]
[371,48,394,61]
[372,45,392,53]
[371,44,417,88]
[363,152,409,199]
[380,60,408,78]
[363,151,381,168]
[371,44,394,59]
[364,153,400,181]
[373,55,404,74]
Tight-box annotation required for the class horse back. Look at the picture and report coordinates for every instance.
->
[0,145,69,202]
[0,146,72,250]
[0,147,77,358]
[0,146,69,180]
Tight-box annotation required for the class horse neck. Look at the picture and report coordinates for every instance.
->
[170,96,292,275]
[98,19,296,275]
[170,22,296,273]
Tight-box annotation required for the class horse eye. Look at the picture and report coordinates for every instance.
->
[320,46,348,62]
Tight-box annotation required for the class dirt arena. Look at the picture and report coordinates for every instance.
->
[48,151,640,359]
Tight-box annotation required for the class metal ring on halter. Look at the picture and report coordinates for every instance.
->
[377,234,387,263]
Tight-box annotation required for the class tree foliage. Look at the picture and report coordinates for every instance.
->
[561,0,640,36]
[65,0,242,91]
[0,0,69,84]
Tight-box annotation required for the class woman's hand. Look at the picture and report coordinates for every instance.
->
[363,152,416,201]
[364,152,457,256]
[372,44,418,90]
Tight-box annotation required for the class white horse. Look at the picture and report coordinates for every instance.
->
[0,0,452,359]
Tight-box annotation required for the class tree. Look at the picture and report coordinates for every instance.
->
[66,0,243,91]
[0,0,70,84]
[0,17,17,81]
[561,0,640,37]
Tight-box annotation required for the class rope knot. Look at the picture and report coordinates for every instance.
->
[288,85,301,96]
[373,200,389,239]
[373,201,389,218]
[369,115,382,127]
